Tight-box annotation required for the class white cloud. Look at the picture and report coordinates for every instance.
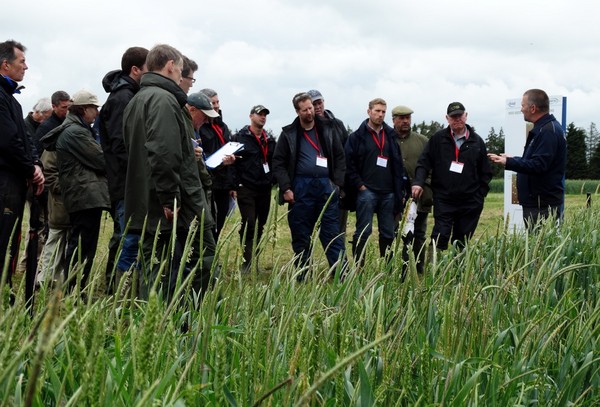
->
[5,0,600,138]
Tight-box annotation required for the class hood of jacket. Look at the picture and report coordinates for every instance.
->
[102,69,140,94]
[140,72,188,107]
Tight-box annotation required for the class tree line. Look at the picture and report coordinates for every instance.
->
[412,120,600,179]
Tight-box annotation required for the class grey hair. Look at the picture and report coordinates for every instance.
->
[200,88,217,98]
[32,97,52,113]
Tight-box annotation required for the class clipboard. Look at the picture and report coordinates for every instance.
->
[205,141,244,169]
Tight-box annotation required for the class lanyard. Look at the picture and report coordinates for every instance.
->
[251,128,269,164]
[212,122,225,145]
[303,128,321,155]
[450,129,469,162]
[369,128,385,156]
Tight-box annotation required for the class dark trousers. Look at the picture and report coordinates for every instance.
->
[288,177,345,268]
[212,188,232,240]
[65,208,103,290]
[0,172,27,288]
[522,204,562,230]
[138,217,216,303]
[431,200,483,250]
[237,185,271,265]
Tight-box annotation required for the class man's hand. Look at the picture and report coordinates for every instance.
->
[163,206,179,221]
[283,189,295,204]
[488,153,509,166]
[32,165,45,196]
[412,185,423,200]
[358,185,367,191]
[194,146,203,161]
[222,154,236,166]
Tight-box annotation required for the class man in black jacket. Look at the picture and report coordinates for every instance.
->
[412,102,492,250]
[232,105,276,273]
[345,98,406,261]
[199,88,236,240]
[272,92,346,281]
[98,46,148,293]
[34,90,70,154]
[0,40,45,293]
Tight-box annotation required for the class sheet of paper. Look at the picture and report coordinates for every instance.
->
[205,142,244,169]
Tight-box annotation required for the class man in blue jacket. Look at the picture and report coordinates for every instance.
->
[489,89,566,228]
[0,40,45,296]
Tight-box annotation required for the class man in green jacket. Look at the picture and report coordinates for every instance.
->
[123,44,216,302]
[392,105,432,275]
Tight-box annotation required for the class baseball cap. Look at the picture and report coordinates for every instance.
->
[188,92,219,118]
[307,89,323,102]
[71,89,101,107]
[391,105,414,117]
[250,105,270,115]
[447,102,466,116]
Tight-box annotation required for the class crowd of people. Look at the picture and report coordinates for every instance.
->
[0,39,566,305]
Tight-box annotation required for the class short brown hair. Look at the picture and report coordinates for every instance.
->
[524,89,549,113]
[146,44,183,72]
[292,92,311,110]
[368,98,387,109]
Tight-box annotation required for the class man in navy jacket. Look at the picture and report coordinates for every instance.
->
[489,89,566,228]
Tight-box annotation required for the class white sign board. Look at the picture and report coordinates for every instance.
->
[503,95,566,230]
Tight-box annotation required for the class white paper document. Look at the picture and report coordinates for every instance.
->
[205,142,244,169]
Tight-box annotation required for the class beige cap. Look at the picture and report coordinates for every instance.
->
[71,89,101,107]
[391,105,414,116]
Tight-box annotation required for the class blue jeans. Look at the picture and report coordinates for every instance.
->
[354,188,395,244]
[115,199,140,271]
[288,177,345,268]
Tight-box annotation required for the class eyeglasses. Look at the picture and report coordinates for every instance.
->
[185,77,196,83]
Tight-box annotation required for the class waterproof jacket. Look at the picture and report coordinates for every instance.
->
[272,115,345,204]
[414,124,492,205]
[345,120,408,215]
[199,115,235,190]
[324,109,348,146]
[505,113,566,208]
[231,125,276,190]
[40,149,70,229]
[397,131,433,212]
[98,70,140,203]
[123,72,213,234]
[0,75,39,178]
[43,113,110,214]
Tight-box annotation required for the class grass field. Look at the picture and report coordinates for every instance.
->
[1,192,598,406]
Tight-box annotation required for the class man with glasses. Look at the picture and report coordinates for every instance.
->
[272,92,347,281]
[123,44,216,301]
[412,102,492,251]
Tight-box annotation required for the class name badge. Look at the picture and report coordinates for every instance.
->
[316,155,328,168]
[263,163,270,173]
[377,156,388,168]
[449,161,464,173]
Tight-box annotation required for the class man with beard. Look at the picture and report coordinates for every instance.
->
[272,92,346,281]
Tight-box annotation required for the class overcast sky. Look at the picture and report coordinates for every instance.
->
[5,0,599,138]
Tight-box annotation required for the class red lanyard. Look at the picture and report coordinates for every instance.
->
[450,129,469,162]
[212,122,225,145]
[369,128,385,156]
[251,128,269,164]
[303,128,321,155]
